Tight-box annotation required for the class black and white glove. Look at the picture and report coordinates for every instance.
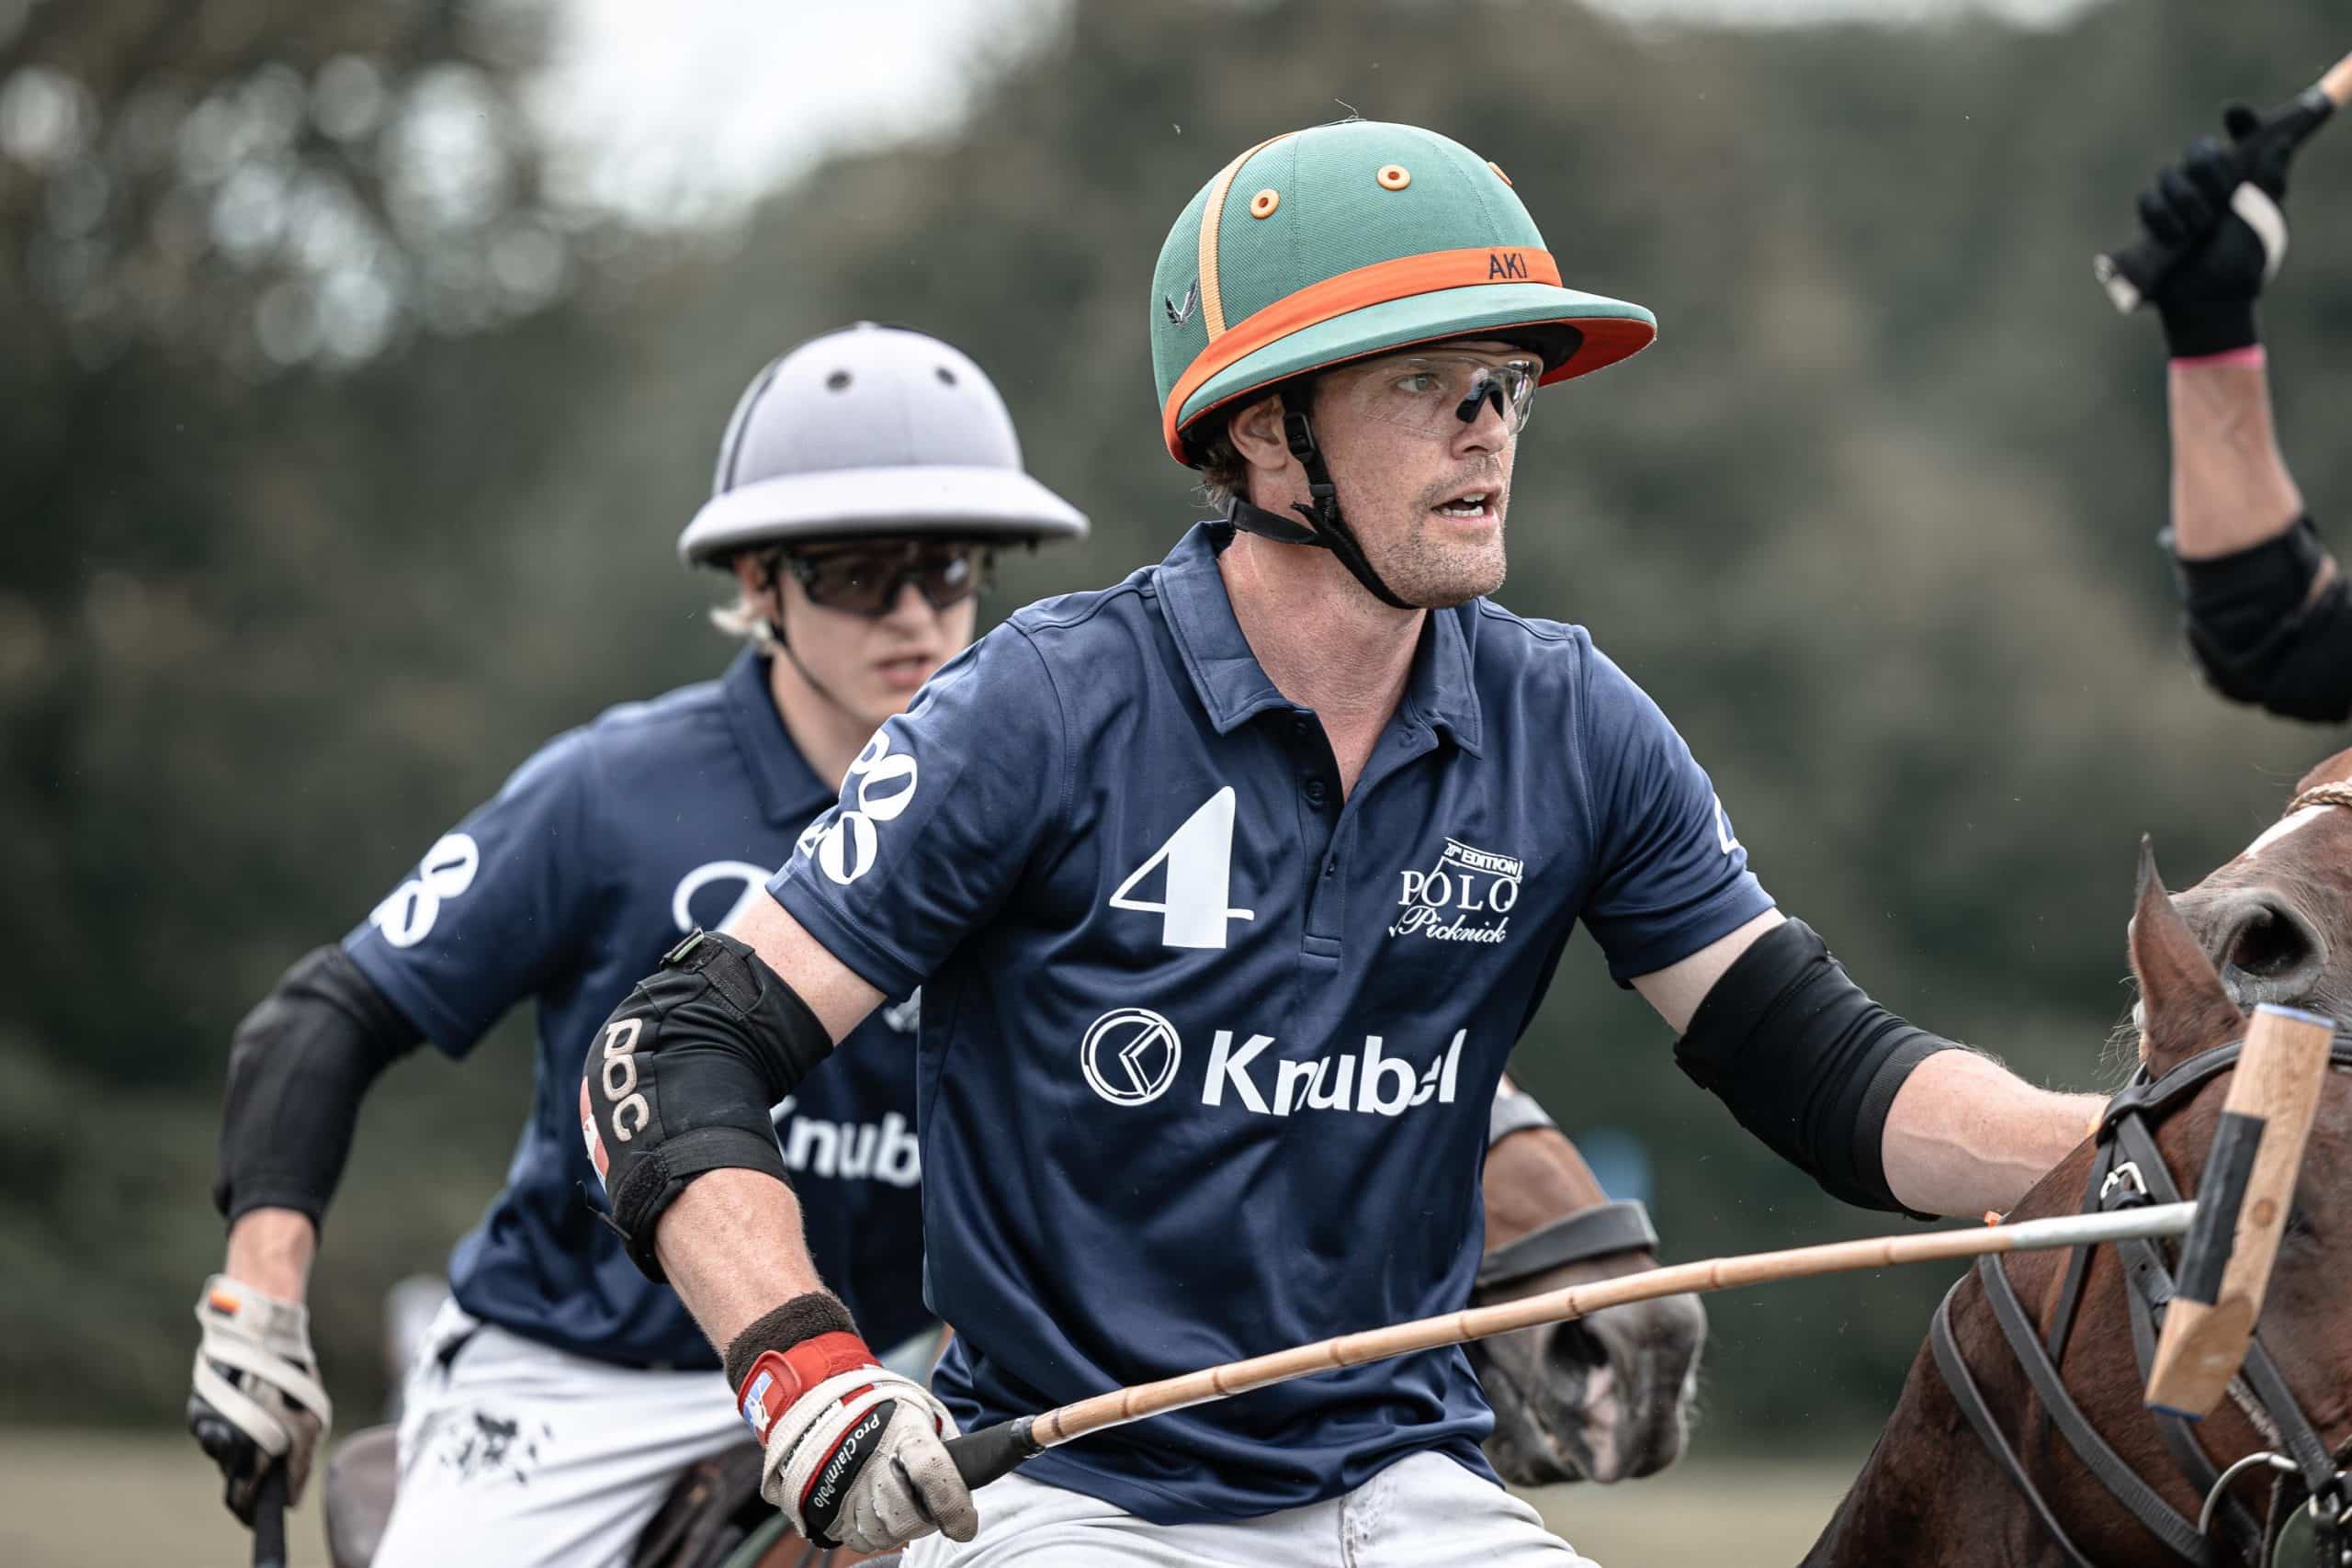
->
[728,1293,977,1553]
[187,1275,333,1523]
[2129,97,2325,356]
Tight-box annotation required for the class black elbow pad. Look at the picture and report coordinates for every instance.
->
[2177,516,2352,724]
[581,929,835,1282]
[1673,919,1955,1215]
[214,944,423,1226]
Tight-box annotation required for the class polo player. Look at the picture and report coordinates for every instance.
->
[577,121,2112,1564]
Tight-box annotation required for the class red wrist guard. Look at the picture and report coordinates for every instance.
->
[735,1331,879,1440]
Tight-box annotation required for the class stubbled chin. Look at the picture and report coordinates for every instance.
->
[1416,560,1507,609]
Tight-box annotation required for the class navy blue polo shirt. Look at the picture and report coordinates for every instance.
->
[769,522,1772,1522]
[345,649,931,1369]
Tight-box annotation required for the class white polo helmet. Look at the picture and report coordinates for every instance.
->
[677,322,1089,567]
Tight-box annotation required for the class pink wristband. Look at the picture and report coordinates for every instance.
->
[2171,344,2267,370]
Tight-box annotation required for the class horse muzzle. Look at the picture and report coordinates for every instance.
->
[1473,1295,1703,1486]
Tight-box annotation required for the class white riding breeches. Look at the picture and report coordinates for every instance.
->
[370,1297,945,1568]
[368,1300,744,1568]
[901,1450,1601,1568]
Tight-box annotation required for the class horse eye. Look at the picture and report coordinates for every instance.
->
[2283,1202,2317,1243]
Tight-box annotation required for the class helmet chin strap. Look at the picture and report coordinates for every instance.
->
[1220,410,1414,611]
[752,554,871,731]
[769,617,870,729]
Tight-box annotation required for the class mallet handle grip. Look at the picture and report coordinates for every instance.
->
[250,1464,288,1568]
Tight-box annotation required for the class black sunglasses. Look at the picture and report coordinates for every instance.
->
[778,540,992,617]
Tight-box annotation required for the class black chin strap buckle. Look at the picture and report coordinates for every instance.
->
[1282,409,1340,533]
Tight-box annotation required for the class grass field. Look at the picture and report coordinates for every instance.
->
[0,1429,1866,1566]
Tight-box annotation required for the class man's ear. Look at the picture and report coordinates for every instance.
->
[729,552,761,595]
[1224,393,1292,473]
[729,550,785,620]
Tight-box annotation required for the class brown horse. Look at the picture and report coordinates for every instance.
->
[1802,848,2352,1567]
[2174,746,2352,1022]
[323,1113,1705,1567]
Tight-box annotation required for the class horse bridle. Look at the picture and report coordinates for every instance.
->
[1477,1087,1660,1294]
[1476,1201,1659,1293]
[1932,1037,2352,1568]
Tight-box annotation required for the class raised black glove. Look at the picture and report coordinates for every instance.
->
[2132,96,2326,356]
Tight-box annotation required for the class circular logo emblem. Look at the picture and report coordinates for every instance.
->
[1080,1008,1182,1107]
[672,860,772,934]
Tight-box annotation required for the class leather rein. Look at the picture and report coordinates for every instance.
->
[1932,1035,2352,1568]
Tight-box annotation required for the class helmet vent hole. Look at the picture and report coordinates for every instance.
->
[1250,187,1280,219]
[935,366,957,386]
[1375,164,1410,191]
[826,370,852,390]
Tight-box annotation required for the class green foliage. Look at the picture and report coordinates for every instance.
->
[6,0,2349,1446]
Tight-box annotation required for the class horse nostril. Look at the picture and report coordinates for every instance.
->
[2224,898,2322,981]
[1543,1323,1610,1380]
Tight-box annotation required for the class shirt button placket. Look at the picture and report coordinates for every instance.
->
[1284,711,1345,950]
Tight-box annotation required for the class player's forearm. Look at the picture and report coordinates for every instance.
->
[2169,357,2304,561]
[655,1168,831,1351]
[223,1206,318,1301]
[1880,1049,2100,1218]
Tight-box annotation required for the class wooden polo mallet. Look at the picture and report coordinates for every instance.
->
[2144,1002,2338,1419]
[2095,50,2352,313]
[943,1200,2209,1489]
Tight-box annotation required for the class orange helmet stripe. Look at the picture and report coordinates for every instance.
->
[1161,245,1581,458]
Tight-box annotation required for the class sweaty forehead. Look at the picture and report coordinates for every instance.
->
[1341,340,1532,376]
[1433,338,1525,359]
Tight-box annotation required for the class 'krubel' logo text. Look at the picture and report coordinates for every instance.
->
[1389,837,1521,944]
[769,1100,921,1188]
[1079,1010,1466,1118]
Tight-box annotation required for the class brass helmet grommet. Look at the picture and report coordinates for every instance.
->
[1375,164,1410,191]
[1250,187,1280,219]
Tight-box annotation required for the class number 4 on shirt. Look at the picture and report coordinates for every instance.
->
[1108,786,1257,949]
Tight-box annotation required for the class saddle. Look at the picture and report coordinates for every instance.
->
[322,1426,898,1568]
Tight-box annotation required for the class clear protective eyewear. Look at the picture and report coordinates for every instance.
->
[1348,352,1542,441]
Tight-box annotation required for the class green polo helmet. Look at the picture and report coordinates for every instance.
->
[1152,120,1657,465]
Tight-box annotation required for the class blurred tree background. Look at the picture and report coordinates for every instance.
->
[3,0,2346,1461]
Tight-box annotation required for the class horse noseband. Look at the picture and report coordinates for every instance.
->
[1476,1201,1659,1294]
[1931,1038,2352,1568]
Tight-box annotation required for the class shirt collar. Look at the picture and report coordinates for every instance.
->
[1152,521,1484,755]
[721,647,831,825]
